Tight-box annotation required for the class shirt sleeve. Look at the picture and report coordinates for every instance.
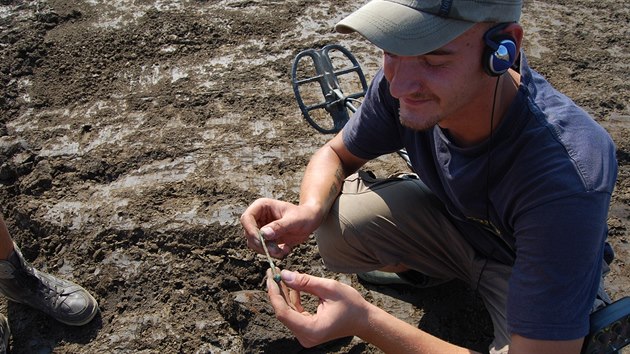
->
[342,68,404,159]
[507,191,611,339]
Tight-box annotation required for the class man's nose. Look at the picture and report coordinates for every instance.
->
[387,58,422,99]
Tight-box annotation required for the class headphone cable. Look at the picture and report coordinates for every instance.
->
[486,75,501,221]
[476,75,502,293]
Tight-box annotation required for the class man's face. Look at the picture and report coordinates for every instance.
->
[382,23,494,131]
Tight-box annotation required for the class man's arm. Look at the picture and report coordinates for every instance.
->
[297,131,367,225]
[359,302,478,354]
[268,269,586,353]
[509,334,583,354]
[362,319,584,354]
[267,269,479,353]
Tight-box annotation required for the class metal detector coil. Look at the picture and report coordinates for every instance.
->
[291,44,368,134]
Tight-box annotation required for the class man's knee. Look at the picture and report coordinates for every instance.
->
[313,171,435,272]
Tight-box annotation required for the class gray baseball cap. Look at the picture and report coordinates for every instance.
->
[336,0,522,56]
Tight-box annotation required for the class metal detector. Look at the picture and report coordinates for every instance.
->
[291,44,367,134]
[291,44,412,170]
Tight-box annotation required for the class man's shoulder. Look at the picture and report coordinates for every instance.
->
[519,64,615,154]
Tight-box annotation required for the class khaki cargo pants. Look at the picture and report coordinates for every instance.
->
[314,171,610,354]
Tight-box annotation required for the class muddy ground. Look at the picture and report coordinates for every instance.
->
[0,0,628,353]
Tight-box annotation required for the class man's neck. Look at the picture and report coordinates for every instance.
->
[439,70,521,147]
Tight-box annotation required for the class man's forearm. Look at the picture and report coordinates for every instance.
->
[298,144,347,223]
[298,131,368,225]
[359,303,479,354]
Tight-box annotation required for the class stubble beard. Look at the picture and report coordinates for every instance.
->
[398,105,442,132]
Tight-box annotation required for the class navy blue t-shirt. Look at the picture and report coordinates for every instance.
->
[342,54,618,340]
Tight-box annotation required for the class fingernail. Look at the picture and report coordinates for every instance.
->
[281,269,295,282]
[266,241,280,254]
[260,226,274,238]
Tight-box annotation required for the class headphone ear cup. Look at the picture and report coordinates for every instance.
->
[483,36,517,76]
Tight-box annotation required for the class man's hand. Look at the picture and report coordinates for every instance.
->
[266,269,483,353]
[240,198,320,259]
[266,269,371,348]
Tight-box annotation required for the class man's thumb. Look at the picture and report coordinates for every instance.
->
[280,269,328,296]
[260,225,277,239]
[280,269,297,283]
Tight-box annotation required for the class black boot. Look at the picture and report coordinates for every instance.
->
[0,244,98,326]
[357,269,450,288]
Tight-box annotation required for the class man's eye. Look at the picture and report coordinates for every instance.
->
[424,58,446,67]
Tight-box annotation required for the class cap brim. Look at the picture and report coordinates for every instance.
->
[335,1,475,56]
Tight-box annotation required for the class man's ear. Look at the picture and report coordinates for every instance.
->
[482,22,523,76]
[503,22,524,55]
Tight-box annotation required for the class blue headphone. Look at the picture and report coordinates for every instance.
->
[482,23,517,76]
